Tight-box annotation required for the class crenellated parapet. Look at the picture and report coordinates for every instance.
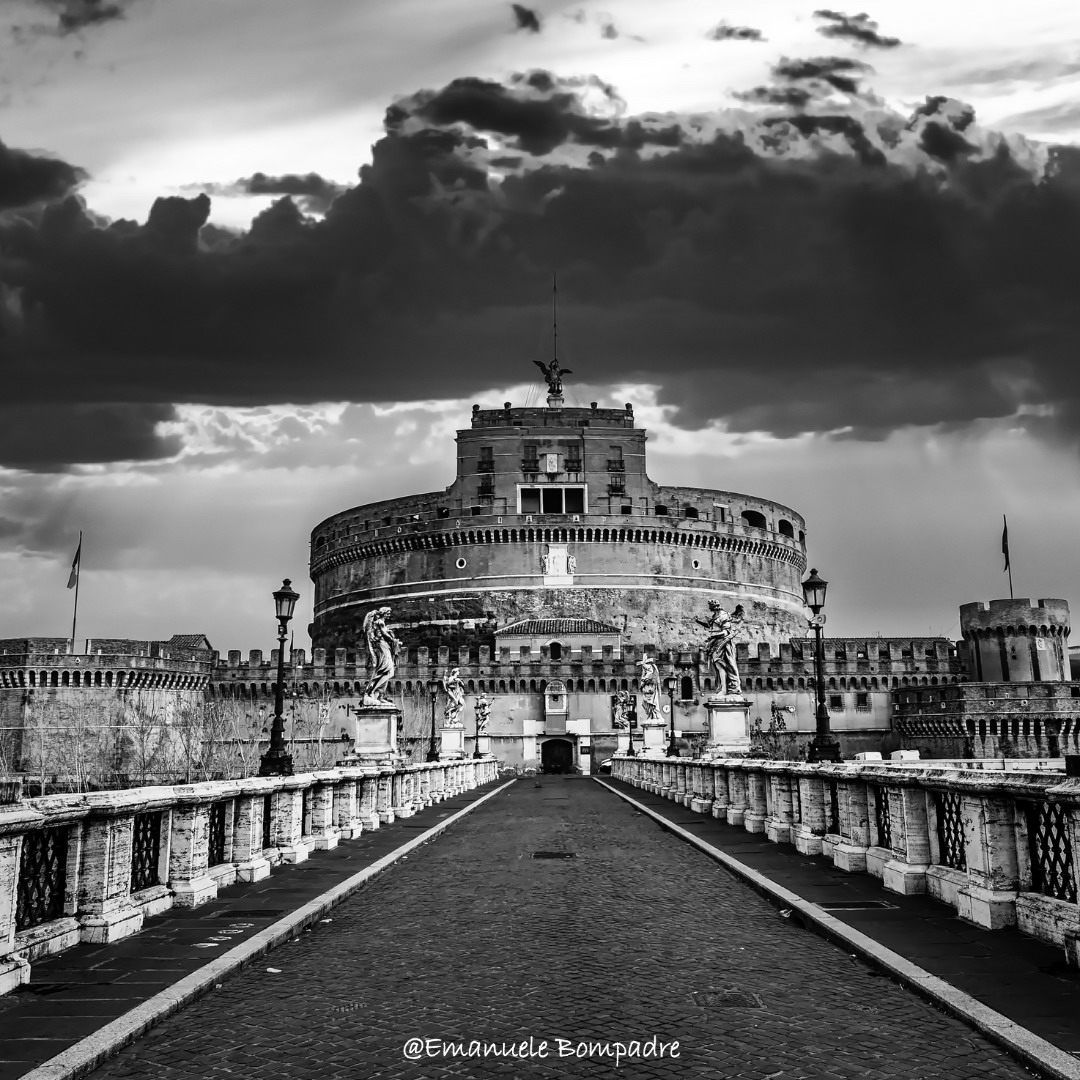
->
[0,638,214,692]
[960,599,1071,683]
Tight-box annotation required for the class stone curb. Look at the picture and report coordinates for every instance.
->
[20,779,518,1080]
[595,777,1080,1080]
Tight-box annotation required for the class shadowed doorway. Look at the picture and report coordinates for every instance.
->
[540,739,574,774]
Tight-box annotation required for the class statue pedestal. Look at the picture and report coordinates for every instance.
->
[641,723,667,752]
[339,706,399,765]
[475,734,491,756]
[703,697,752,757]
[440,725,466,759]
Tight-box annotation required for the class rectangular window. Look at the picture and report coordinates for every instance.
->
[829,695,844,711]
[856,692,869,708]
[518,486,586,514]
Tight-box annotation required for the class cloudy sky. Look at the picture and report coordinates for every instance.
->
[1,0,1079,655]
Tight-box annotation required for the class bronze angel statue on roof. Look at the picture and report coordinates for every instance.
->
[534,358,571,396]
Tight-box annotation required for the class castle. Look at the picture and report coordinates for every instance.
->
[1,374,1076,783]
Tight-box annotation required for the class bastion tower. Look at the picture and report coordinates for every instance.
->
[310,371,808,654]
[960,599,1071,683]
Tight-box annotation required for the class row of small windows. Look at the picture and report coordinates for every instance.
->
[16,669,200,688]
[208,673,968,700]
[314,510,803,540]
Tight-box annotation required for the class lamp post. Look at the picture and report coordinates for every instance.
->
[803,568,842,763]
[259,578,299,777]
[625,697,637,758]
[426,680,440,762]
[664,676,679,757]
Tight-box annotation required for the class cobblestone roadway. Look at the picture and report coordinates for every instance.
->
[91,778,1035,1079]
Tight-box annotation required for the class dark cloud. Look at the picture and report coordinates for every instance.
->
[2,68,1080,461]
[734,86,813,109]
[813,10,901,49]
[772,55,873,95]
[511,4,540,32]
[12,0,133,39]
[188,172,348,214]
[0,138,86,209]
[0,404,180,471]
[706,22,765,42]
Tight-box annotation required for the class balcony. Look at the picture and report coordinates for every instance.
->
[478,484,495,498]
[521,458,539,473]
[608,481,626,495]
[564,459,582,472]
[607,459,625,471]
[477,460,494,473]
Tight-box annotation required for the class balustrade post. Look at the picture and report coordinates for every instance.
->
[391,771,412,819]
[794,773,825,855]
[744,768,767,834]
[233,781,274,881]
[0,807,41,992]
[959,790,1020,928]
[274,779,313,864]
[416,766,432,809]
[168,793,217,907]
[691,763,714,815]
[883,777,931,895]
[309,775,341,850]
[675,763,688,805]
[376,770,395,825]
[765,767,795,844]
[831,776,870,873]
[710,764,730,820]
[77,793,161,943]
[333,777,363,840]
[356,770,380,830]
[726,767,748,827]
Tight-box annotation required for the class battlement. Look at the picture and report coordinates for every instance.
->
[470,403,635,428]
[960,599,1071,634]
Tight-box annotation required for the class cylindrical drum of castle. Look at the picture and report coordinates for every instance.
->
[310,400,808,653]
[960,598,1071,682]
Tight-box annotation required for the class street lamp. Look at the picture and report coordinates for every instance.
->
[426,679,440,762]
[259,578,299,776]
[663,676,679,757]
[803,568,842,763]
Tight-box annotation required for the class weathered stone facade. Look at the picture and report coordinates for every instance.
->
[309,402,809,653]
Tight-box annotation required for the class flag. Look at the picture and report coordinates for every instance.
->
[1001,516,1010,573]
[66,539,81,589]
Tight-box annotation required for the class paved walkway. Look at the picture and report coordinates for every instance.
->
[10,775,1059,1080]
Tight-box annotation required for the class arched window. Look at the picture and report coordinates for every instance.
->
[548,641,563,661]
[741,510,767,529]
[778,519,794,537]
[680,675,694,699]
[682,506,699,519]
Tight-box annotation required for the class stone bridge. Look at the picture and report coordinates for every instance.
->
[2,756,1080,1078]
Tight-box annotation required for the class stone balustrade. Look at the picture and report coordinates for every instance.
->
[0,758,498,995]
[613,753,1080,965]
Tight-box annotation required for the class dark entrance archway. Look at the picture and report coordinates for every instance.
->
[540,738,574,774]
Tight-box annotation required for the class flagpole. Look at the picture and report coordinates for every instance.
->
[1002,515,1013,600]
[70,531,82,655]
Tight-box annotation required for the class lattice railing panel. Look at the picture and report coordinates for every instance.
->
[16,826,68,931]
[130,812,161,893]
[1027,800,1077,903]
[208,801,227,868]
[874,787,893,850]
[934,791,967,871]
